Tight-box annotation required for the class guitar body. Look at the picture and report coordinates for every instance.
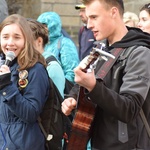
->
[66,44,111,150]
[66,87,96,150]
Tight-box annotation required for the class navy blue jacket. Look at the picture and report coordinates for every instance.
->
[0,60,50,150]
[78,26,95,61]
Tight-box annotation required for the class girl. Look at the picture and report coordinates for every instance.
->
[0,14,50,150]
[138,3,150,33]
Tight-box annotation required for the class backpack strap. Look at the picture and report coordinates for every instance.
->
[46,37,62,63]
[140,109,150,138]
[38,117,52,141]
[57,37,62,51]
[38,77,56,142]
[119,45,138,62]
[46,55,58,64]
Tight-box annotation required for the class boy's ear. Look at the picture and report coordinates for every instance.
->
[110,7,118,19]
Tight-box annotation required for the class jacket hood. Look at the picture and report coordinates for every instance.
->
[111,27,150,49]
[37,12,62,42]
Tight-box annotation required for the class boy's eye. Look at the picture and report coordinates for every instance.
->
[91,16,96,19]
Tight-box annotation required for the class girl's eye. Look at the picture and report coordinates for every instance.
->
[2,36,8,39]
[15,37,20,39]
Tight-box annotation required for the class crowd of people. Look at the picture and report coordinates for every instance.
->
[62,1,150,150]
[0,0,150,150]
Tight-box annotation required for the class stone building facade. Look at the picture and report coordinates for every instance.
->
[6,0,150,45]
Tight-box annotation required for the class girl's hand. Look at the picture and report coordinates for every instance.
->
[0,65,10,75]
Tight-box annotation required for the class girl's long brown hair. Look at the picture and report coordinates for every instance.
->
[0,14,47,71]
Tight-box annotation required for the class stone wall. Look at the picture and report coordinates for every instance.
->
[124,0,150,14]
[5,0,150,45]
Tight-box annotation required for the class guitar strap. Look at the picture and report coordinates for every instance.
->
[96,48,124,79]
[96,47,150,138]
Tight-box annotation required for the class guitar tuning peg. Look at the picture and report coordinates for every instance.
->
[93,47,115,59]
[101,56,108,61]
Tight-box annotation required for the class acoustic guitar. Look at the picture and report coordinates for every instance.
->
[66,43,115,150]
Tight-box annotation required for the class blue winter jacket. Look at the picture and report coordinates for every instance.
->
[37,12,79,83]
[0,60,50,150]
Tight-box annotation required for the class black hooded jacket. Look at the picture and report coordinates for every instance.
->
[111,27,150,48]
[69,27,150,150]
[89,27,150,150]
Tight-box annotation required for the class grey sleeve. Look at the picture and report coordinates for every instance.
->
[120,46,150,100]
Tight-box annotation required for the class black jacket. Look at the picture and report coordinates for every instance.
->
[70,27,150,150]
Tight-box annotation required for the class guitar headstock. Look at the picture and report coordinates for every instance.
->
[79,43,105,72]
[79,42,115,72]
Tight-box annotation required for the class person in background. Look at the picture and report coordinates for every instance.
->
[75,3,95,61]
[61,0,150,150]
[0,14,50,150]
[28,18,66,150]
[138,3,150,34]
[0,0,8,23]
[37,12,79,84]
[61,28,74,44]
[27,18,65,98]
[123,11,139,27]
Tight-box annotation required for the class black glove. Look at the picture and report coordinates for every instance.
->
[0,73,11,90]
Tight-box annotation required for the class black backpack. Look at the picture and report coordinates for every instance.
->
[38,75,70,150]
[37,56,73,150]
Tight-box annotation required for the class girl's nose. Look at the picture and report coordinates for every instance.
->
[7,38,14,45]
[137,21,142,28]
